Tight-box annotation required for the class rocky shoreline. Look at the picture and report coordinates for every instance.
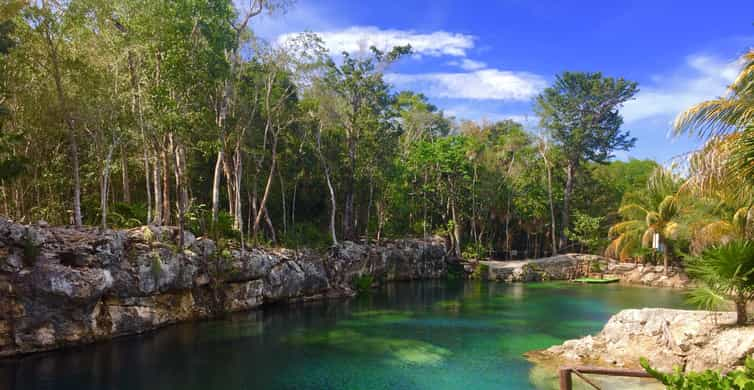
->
[0,217,698,360]
[526,308,754,373]
[477,255,691,288]
[0,219,450,357]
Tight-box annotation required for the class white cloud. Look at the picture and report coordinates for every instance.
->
[277,26,476,57]
[448,58,487,70]
[385,69,547,101]
[621,54,741,125]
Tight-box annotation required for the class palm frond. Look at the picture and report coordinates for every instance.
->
[663,221,681,240]
[732,51,754,96]
[733,206,753,236]
[641,228,655,248]
[686,285,727,312]
[673,97,754,138]
[646,167,682,204]
[608,220,644,237]
[658,195,678,221]
[692,220,735,253]
[617,203,649,220]
[730,125,754,183]
[645,211,660,227]
[686,133,754,204]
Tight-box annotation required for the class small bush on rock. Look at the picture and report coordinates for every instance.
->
[150,254,163,283]
[22,229,40,267]
[353,275,375,294]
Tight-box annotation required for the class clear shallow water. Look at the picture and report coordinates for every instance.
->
[0,281,691,389]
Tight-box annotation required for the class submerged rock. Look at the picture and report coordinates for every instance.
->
[0,218,450,357]
[526,308,754,374]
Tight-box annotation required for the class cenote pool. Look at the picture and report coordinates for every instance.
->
[0,281,691,389]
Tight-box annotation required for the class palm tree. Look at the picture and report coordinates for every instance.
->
[607,168,682,274]
[692,206,754,253]
[674,50,754,181]
[686,240,754,325]
[674,51,754,138]
[681,137,754,252]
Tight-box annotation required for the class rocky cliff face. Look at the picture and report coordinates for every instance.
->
[0,219,449,357]
[526,308,754,373]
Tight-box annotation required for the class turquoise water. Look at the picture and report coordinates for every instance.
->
[0,281,690,389]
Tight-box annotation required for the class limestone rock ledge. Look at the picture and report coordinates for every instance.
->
[605,261,691,289]
[479,254,599,282]
[478,255,691,288]
[526,308,754,373]
[0,218,449,357]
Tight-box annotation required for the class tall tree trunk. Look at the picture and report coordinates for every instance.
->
[376,199,385,242]
[316,126,337,246]
[505,192,512,260]
[291,175,298,231]
[1,180,8,217]
[263,205,276,244]
[120,144,131,203]
[43,23,82,227]
[343,132,356,241]
[422,170,428,238]
[144,149,151,224]
[222,154,235,227]
[128,51,151,223]
[152,152,163,225]
[279,168,287,236]
[471,164,478,247]
[736,299,748,325]
[542,149,558,254]
[172,138,188,250]
[212,4,263,225]
[560,160,577,250]
[211,150,223,223]
[252,138,278,238]
[451,198,462,258]
[161,142,171,225]
[366,176,373,242]
[101,143,116,229]
[233,144,243,232]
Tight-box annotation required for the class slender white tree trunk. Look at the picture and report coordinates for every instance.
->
[211,150,223,223]
[101,143,116,229]
[316,125,337,245]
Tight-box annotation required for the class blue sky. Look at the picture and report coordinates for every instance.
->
[250,0,754,163]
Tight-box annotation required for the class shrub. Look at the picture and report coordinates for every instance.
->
[685,240,754,325]
[352,275,375,294]
[109,202,147,228]
[471,263,489,280]
[566,210,607,253]
[150,253,163,283]
[22,230,40,267]
[641,356,754,389]
[462,242,488,260]
[280,221,332,249]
